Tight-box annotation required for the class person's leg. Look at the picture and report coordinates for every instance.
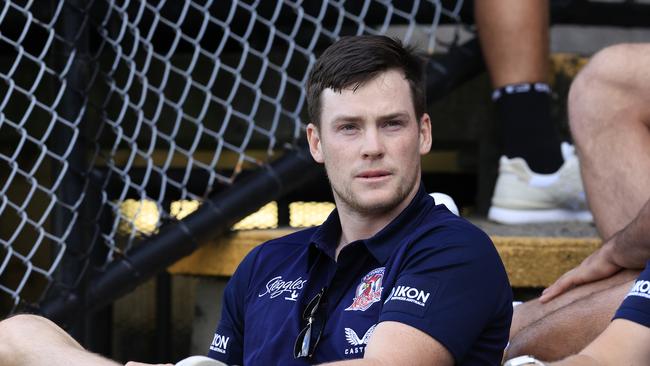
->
[509,43,650,359]
[476,0,591,224]
[0,314,120,366]
[507,276,636,361]
[475,0,549,88]
[568,43,650,239]
[475,0,562,173]
[510,269,639,338]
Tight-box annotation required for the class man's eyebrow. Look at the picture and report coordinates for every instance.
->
[330,115,364,124]
[378,112,410,121]
[330,111,411,124]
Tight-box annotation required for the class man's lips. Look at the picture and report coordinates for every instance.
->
[356,170,392,179]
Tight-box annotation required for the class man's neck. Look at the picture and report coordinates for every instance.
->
[334,187,419,259]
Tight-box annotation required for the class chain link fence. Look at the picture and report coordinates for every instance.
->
[0,0,467,319]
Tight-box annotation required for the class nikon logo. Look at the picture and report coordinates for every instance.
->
[385,285,430,307]
[210,333,230,354]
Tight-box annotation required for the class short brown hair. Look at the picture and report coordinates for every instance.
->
[307,35,426,126]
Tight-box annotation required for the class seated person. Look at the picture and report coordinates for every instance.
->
[505,260,650,366]
[508,43,650,361]
[205,34,512,366]
[0,35,512,366]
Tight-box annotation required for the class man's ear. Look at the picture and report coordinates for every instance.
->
[419,113,432,155]
[306,123,324,163]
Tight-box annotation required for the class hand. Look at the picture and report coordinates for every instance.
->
[539,240,622,303]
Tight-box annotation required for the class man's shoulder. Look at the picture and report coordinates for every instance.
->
[402,209,501,268]
[418,208,491,246]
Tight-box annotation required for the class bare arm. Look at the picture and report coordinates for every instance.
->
[609,198,650,268]
[540,198,650,302]
[320,321,453,366]
[547,319,650,366]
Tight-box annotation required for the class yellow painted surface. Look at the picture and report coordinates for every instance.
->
[168,229,601,287]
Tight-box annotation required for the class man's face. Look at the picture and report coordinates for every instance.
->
[306,69,432,216]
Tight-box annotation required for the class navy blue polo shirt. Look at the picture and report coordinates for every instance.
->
[614,261,650,328]
[208,184,512,365]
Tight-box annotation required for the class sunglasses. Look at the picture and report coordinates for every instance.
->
[294,287,327,359]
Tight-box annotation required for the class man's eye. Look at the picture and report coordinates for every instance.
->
[340,124,357,131]
[384,120,403,128]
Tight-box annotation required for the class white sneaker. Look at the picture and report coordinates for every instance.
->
[488,142,593,224]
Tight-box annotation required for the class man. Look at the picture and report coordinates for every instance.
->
[506,43,650,361]
[0,35,512,365]
[206,35,511,365]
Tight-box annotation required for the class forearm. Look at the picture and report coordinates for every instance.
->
[610,198,650,268]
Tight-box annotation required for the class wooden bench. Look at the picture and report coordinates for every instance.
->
[168,228,600,288]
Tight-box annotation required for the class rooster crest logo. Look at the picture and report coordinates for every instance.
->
[344,324,377,346]
[345,267,384,311]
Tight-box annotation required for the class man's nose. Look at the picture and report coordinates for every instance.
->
[360,128,384,159]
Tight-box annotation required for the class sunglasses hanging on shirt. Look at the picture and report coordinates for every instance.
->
[294,287,327,359]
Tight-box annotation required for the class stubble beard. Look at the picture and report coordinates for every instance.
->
[328,170,418,216]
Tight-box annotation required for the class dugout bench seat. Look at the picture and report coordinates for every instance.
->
[168,224,600,288]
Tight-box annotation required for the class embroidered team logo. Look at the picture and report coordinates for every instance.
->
[345,267,384,311]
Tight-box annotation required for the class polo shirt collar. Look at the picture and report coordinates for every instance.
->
[308,208,341,266]
[309,182,432,266]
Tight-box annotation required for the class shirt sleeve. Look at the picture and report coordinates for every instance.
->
[614,261,650,328]
[207,246,260,364]
[379,223,512,363]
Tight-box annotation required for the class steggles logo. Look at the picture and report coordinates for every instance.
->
[258,276,307,300]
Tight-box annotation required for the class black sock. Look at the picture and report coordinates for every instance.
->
[493,82,563,174]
